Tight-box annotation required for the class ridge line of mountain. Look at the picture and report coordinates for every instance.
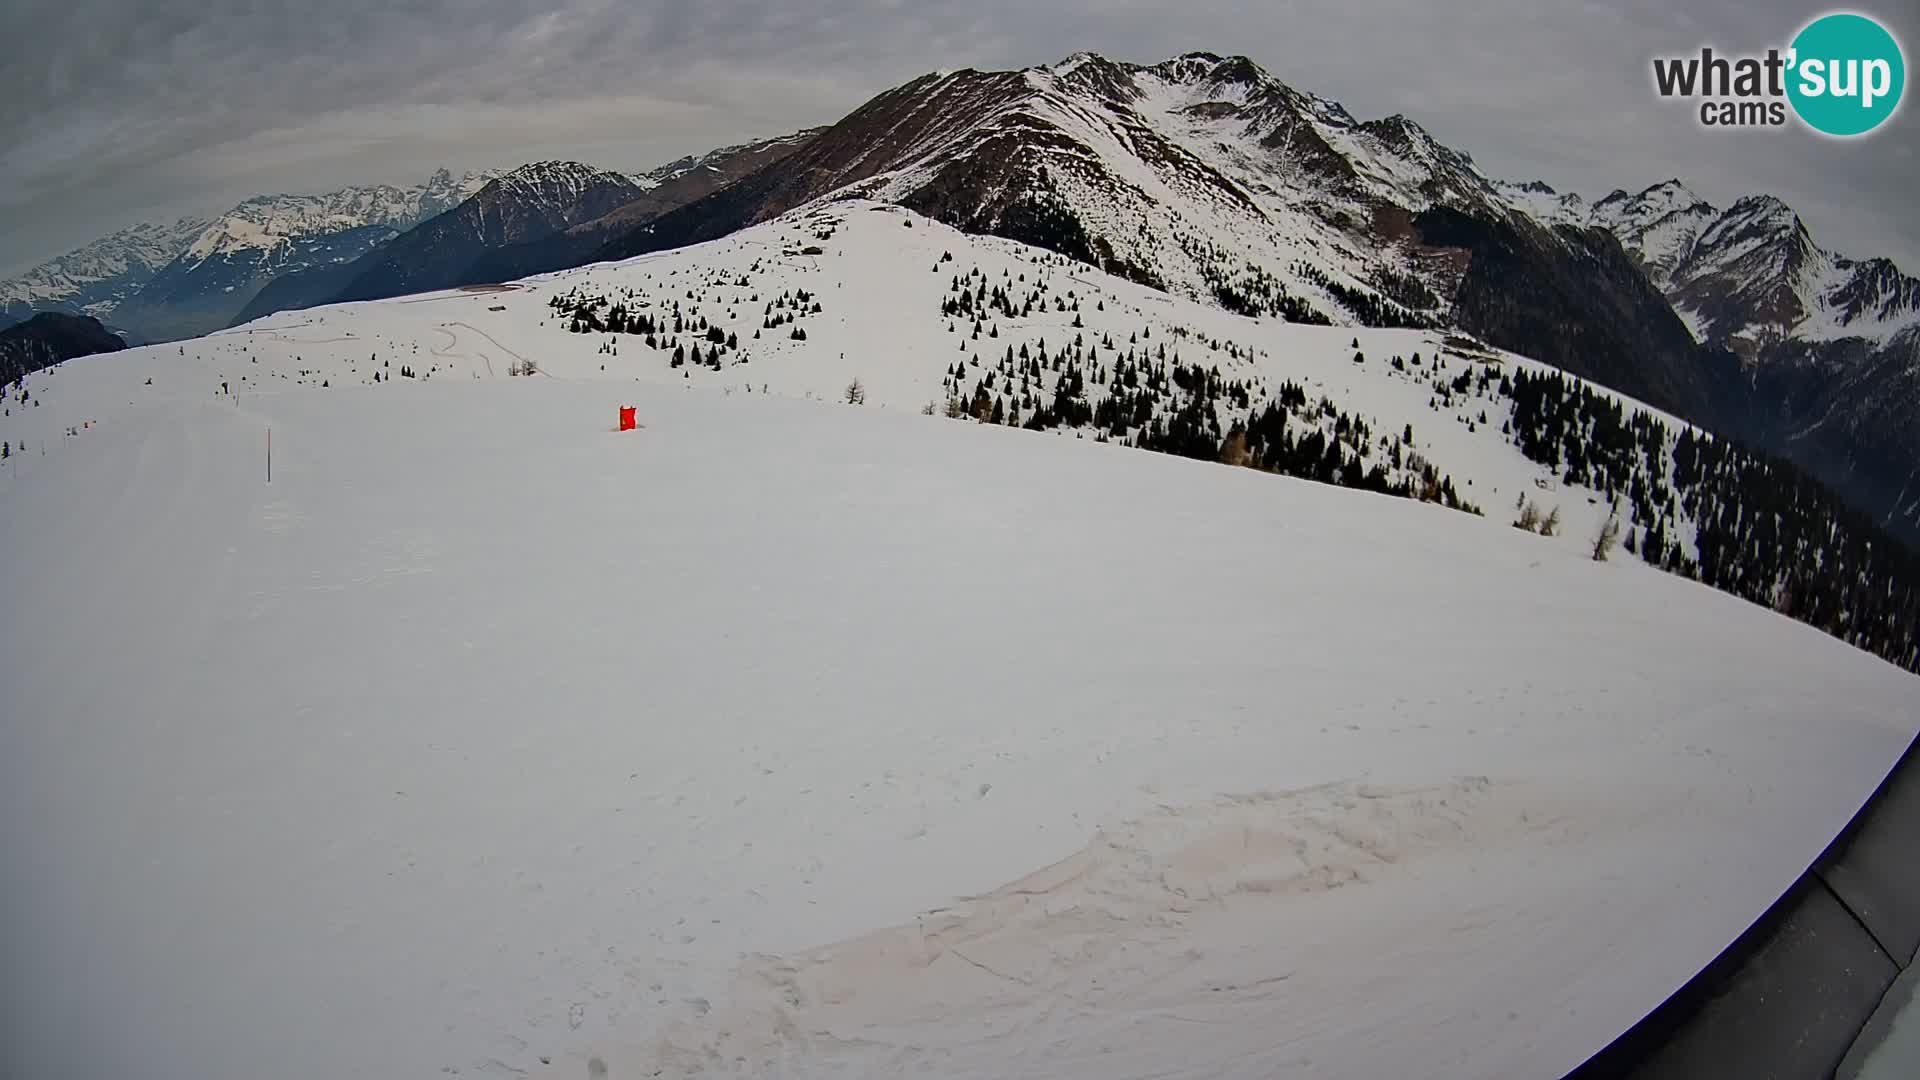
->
[4,49,1916,544]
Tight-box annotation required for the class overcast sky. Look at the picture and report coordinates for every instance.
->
[0,0,1913,279]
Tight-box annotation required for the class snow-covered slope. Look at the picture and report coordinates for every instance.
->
[19,199,1920,655]
[0,215,211,323]
[10,202,1698,554]
[1,205,1913,1080]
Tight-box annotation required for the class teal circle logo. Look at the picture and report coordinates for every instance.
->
[1787,12,1905,136]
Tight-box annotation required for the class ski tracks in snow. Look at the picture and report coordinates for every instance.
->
[538,775,1632,1080]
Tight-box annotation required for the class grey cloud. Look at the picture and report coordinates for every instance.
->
[0,0,1913,276]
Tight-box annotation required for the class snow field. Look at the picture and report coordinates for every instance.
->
[2,369,1913,1080]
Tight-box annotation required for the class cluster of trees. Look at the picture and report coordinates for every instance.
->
[1170,232,1327,324]
[1155,234,1442,331]
[1132,232,1441,330]
[931,304,1482,517]
[1368,265,1444,315]
[1205,260,1331,324]
[1511,495,1562,537]
[1503,368,1919,672]
[942,276,1038,321]
[548,279,830,372]
[1232,390,1479,511]
[938,261,1089,325]
[1292,261,1437,329]
[760,288,821,330]
[926,262,1485,515]
[0,339,66,390]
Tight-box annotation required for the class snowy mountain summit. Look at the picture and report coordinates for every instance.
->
[0,216,211,324]
[591,49,1920,545]
[607,50,1520,332]
[325,162,649,304]
[175,172,491,266]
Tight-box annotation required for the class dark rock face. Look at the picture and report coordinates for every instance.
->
[1739,333,1920,542]
[1412,207,1738,421]
[465,131,823,285]
[597,70,1042,263]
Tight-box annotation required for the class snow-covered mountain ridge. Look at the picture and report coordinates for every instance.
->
[632,129,822,189]
[0,216,211,324]
[606,51,1531,332]
[1,169,498,342]
[1511,177,1920,353]
[176,168,494,265]
[592,50,1920,546]
[8,199,1914,673]
[322,162,649,306]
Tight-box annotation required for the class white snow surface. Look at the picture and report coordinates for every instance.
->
[1,203,1915,1080]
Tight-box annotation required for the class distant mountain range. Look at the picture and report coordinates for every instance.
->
[1,136,818,343]
[3,52,1916,543]
[220,137,819,326]
[1516,179,1920,543]
[2,217,212,330]
[2,169,494,342]
[265,161,649,313]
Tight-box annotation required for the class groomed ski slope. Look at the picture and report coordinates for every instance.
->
[1,366,1915,1080]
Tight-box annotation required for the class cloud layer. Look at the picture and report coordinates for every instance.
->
[1,0,1914,276]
